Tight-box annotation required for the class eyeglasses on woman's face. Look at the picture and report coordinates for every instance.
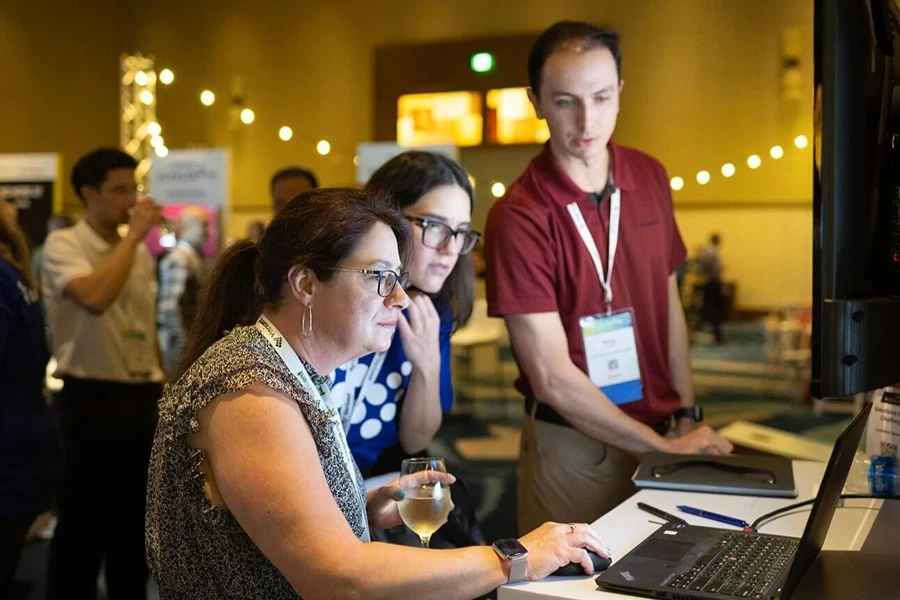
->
[406,217,481,255]
[331,267,410,298]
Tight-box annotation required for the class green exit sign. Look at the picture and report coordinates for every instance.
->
[471,52,494,73]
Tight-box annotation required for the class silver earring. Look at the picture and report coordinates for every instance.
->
[301,306,313,338]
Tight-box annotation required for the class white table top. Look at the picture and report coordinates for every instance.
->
[499,460,884,600]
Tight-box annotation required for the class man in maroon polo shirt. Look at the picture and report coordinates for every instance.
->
[485,21,732,534]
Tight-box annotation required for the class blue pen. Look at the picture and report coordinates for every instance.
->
[677,505,749,529]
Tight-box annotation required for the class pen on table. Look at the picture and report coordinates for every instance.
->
[677,505,750,528]
[636,502,687,524]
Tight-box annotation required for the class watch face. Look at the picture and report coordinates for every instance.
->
[494,538,528,558]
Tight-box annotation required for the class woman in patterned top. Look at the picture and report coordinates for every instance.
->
[146,188,608,599]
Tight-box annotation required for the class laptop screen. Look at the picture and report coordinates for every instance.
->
[780,403,872,599]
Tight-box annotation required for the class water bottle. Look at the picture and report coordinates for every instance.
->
[845,452,897,496]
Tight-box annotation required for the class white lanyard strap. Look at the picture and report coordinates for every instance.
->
[567,188,621,312]
[340,351,387,434]
[254,315,371,539]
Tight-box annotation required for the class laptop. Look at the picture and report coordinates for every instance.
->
[596,402,871,600]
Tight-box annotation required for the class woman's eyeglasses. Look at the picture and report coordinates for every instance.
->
[407,217,481,255]
[332,268,410,298]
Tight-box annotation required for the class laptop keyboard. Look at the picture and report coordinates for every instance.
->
[665,532,799,598]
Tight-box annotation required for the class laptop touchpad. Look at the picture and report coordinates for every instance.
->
[633,538,695,562]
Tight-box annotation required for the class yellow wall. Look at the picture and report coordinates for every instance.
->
[0,0,814,309]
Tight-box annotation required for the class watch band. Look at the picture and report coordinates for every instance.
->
[675,406,703,422]
[507,554,528,583]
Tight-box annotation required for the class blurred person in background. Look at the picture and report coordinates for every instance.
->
[245,219,266,243]
[331,151,484,547]
[42,148,164,599]
[157,206,211,378]
[2,195,18,225]
[31,215,74,298]
[270,166,318,216]
[695,233,725,344]
[0,204,63,598]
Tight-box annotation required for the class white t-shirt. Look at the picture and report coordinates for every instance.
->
[42,220,164,383]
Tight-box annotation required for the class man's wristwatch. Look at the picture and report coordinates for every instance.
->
[675,406,703,422]
[492,538,528,583]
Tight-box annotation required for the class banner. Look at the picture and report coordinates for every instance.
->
[356,142,458,184]
[149,149,230,257]
[0,153,61,247]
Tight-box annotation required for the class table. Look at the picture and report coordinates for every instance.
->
[499,461,889,600]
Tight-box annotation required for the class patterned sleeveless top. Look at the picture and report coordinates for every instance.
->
[146,326,369,599]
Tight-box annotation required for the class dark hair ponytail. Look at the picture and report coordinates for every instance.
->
[175,240,263,379]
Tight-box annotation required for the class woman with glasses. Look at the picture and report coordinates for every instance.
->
[146,188,609,599]
[332,152,480,483]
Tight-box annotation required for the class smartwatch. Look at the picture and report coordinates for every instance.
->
[675,406,703,422]
[492,538,528,583]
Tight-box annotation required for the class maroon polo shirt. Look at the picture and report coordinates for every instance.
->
[485,141,687,426]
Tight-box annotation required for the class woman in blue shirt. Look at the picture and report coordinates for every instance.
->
[332,151,479,477]
[0,210,63,595]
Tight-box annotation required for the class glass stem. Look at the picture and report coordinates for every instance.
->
[420,535,431,548]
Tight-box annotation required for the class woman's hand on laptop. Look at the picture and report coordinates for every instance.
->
[519,522,610,580]
[666,425,734,455]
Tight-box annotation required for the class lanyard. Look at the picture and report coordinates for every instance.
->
[567,187,621,314]
[254,315,370,540]
[340,351,387,434]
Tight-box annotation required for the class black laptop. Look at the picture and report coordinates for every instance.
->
[596,403,871,600]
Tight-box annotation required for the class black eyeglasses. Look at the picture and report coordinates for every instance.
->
[332,268,410,298]
[407,217,482,255]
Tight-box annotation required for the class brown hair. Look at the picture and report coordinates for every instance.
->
[365,151,475,331]
[0,204,35,288]
[176,188,411,379]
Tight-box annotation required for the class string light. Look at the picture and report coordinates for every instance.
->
[316,140,331,155]
[770,145,784,159]
[150,135,164,148]
[139,90,154,105]
[200,90,215,106]
[491,181,506,197]
[278,126,293,141]
[721,163,736,177]
[155,146,169,158]
[240,108,255,124]
[670,176,684,191]
[696,170,711,185]
[135,71,148,86]
[747,154,762,169]
[147,122,161,137]
[794,135,809,149]
[159,69,174,85]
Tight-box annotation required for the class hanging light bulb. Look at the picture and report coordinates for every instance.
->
[721,163,736,177]
[135,71,148,86]
[139,90,154,105]
[278,126,293,141]
[670,176,684,191]
[159,69,174,85]
[316,140,331,155]
[200,90,215,106]
[696,170,711,185]
[747,155,762,169]
[491,181,506,197]
[240,108,255,124]
[147,122,162,137]
[770,145,784,159]
[794,135,809,149]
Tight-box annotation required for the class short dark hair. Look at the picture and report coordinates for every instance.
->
[70,148,137,203]
[528,21,621,97]
[366,151,475,331]
[270,167,318,191]
[711,233,722,245]
[177,188,410,379]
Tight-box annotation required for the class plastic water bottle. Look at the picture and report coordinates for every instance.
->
[845,453,897,495]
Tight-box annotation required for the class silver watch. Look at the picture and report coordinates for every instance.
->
[492,538,528,583]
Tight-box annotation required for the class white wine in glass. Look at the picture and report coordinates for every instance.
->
[398,457,452,548]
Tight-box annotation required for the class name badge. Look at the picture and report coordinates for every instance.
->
[122,328,154,377]
[579,309,643,405]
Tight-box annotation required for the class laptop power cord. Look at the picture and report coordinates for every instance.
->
[747,494,900,533]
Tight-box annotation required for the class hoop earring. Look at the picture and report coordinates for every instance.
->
[301,306,313,338]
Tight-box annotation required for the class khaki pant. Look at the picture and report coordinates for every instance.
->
[517,414,639,536]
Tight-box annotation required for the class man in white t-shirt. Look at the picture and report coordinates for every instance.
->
[41,148,163,599]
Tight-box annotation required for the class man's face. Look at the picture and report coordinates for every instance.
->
[83,167,137,227]
[529,45,622,164]
[271,175,314,215]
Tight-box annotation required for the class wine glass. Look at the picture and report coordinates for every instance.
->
[398,457,453,548]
